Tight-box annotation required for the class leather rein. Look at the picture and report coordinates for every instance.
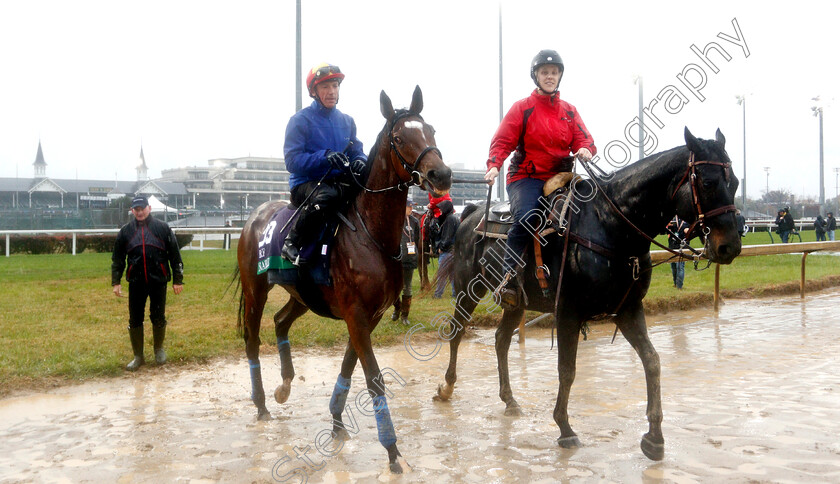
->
[577,151,736,261]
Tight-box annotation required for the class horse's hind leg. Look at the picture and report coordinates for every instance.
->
[329,341,359,440]
[553,311,582,448]
[495,306,526,416]
[434,290,479,401]
[616,301,664,461]
[273,298,309,404]
[242,287,271,420]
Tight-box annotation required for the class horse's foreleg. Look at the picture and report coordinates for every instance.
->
[616,302,664,461]
[553,314,581,448]
[435,290,478,402]
[273,298,309,404]
[496,307,525,416]
[243,290,270,420]
[329,341,358,441]
[346,315,405,474]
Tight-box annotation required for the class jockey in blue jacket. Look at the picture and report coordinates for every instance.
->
[282,63,368,265]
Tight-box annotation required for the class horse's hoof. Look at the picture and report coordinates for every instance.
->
[557,435,582,449]
[257,410,272,421]
[333,427,350,441]
[641,433,665,461]
[504,404,523,417]
[274,383,291,404]
[434,383,453,402]
[389,460,404,474]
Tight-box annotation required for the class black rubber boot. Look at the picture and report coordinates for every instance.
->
[126,326,145,371]
[153,324,167,364]
[391,298,401,321]
[400,296,412,325]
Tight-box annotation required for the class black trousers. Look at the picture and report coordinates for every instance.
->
[128,281,167,329]
[289,180,348,246]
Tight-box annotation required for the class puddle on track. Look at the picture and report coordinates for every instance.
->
[2,290,840,483]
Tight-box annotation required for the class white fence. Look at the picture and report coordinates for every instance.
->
[0,227,242,257]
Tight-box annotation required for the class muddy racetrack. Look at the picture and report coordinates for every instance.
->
[2,290,840,483]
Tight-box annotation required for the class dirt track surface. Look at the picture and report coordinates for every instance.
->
[2,290,840,483]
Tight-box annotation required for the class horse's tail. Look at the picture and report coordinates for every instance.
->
[225,265,245,334]
[429,251,456,295]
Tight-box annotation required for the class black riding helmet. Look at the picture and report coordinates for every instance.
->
[530,49,564,91]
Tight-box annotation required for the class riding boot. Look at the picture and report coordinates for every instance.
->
[153,324,167,364]
[390,297,401,321]
[126,326,145,371]
[399,296,412,325]
[281,231,308,266]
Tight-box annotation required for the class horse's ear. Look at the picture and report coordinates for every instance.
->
[410,85,423,114]
[380,90,394,121]
[684,127,700,153]
[715,128,726,148]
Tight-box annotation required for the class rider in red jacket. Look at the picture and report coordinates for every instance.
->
[484,49,597,308]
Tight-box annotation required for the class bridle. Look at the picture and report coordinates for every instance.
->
[351,110,444,261]
[578,149,735,263]
[669,151,737,241]
[387,111,442,188]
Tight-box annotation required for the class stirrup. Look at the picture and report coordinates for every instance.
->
[281,240,307,266]
[494,271,520,310]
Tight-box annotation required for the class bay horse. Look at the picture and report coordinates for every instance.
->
[235,86,451,473]
[433,128,740,461]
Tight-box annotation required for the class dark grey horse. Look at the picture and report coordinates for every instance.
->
[433,128,741,461]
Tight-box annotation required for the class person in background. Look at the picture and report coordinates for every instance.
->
[111,195,184,371]
[282,63,367,265]
[433,200,459,299]
[666,215,690,289]
[814,214,827,242]
[826,211,836,241]
[735,209,746,237]
[774,207,795,243]
[391,199,421,324]
[484,49,596,309]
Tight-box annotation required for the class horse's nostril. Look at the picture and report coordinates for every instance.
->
[427,169,437,181]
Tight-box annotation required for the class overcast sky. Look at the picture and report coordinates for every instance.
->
[1,0,837,200]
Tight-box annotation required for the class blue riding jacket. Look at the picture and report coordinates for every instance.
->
[284,100,367,190]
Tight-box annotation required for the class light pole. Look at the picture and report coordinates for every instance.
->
[834,167,839,200]
[634,75,644,162]
[764,166,770,194]
[811,96,825,215]
[736,95,747,209]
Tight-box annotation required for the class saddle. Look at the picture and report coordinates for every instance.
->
[476,172,582,307]
[474,172,581,239]
[257,205,340,318]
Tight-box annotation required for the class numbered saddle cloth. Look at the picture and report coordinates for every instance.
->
[256,204,335,286]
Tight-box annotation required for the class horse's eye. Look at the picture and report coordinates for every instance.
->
[394,136,403,145]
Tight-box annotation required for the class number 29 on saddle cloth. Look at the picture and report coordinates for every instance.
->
[256,205,335,286]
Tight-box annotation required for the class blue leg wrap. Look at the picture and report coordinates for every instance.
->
[249,359,265,405]
[328,374,352,416]
[373,395,397,448]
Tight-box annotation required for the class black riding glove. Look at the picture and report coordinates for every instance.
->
[350,158,366,176]
[326,151,350,170]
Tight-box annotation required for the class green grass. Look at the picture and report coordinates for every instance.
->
[1,236,838,394]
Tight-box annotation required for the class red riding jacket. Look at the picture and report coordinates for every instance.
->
[487,90,597,185]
